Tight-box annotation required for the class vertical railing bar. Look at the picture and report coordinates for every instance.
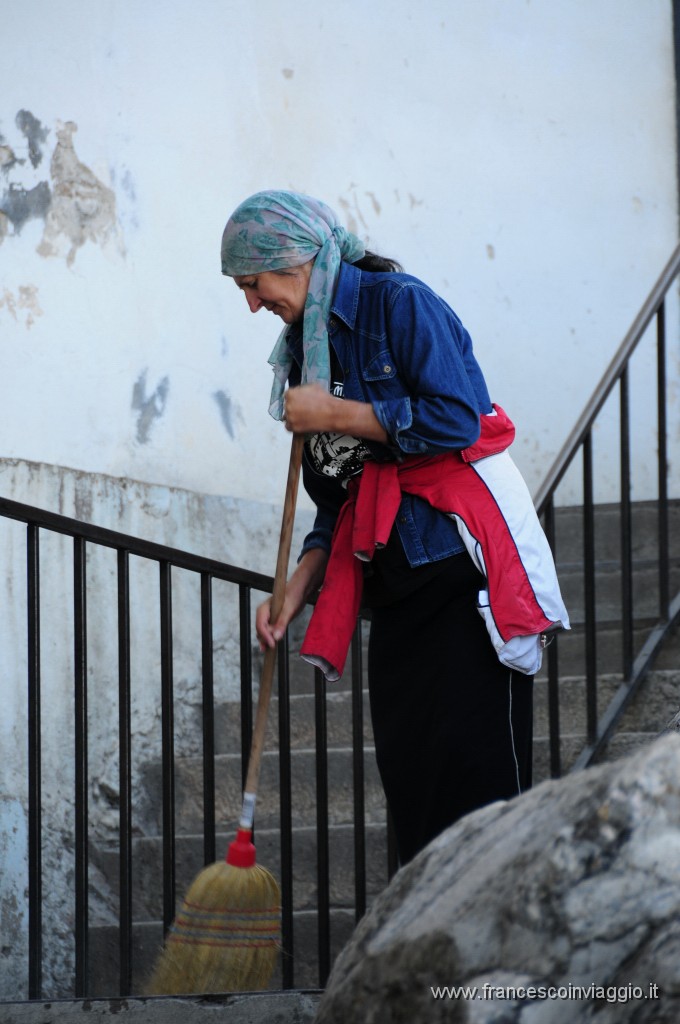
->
[201,573,216,866]
[27,524,43,1000]
[159,561,176,933]
[542,497,562,778]
[583,435,598,743]
[314,665,330,987]
[546,634,560,778]
[350,623,367,921]
[73,536,89,997]
[386,808,399,880]
[239,584,254,789]
[620,369,634,677]
[117,549,133,997]
[277,631,294,989]
[657,301,670,621]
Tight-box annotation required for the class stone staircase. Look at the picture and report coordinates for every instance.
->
[533,500,680,780]
[86,501,680,998]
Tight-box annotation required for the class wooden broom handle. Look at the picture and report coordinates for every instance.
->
[242,432,305,807]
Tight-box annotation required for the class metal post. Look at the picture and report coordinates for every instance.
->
[200,573,216,866]
[583,435,597,742]
[620,370,634,678]
[159,561,176,933]
[27,524,42,1000]
[314,666,330,986]
[117,549,133,996]
[73,537,89,996]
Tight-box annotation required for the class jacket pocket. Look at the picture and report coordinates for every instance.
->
[362,349,397,382]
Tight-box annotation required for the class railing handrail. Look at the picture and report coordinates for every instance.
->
[0,494,275,593]
[535,241,680,514]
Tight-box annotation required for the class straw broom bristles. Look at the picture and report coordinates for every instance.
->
[146,435,304,996]
[146,833,281,995]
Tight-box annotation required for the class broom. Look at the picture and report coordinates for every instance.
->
[147,432,305,995]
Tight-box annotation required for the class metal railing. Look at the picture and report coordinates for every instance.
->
[535,242,680,777]
[0,496,388,1000]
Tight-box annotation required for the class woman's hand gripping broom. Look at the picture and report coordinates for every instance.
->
[147,433,305,995]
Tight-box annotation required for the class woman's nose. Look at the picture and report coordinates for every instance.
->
[245,291,262,313]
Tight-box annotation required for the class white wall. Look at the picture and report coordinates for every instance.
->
[1,0,677,517]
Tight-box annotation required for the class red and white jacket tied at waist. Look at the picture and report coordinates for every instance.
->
[300,405,570,680]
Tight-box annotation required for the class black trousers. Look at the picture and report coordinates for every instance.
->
[367,551,533,865]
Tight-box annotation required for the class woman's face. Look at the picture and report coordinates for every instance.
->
[233,261,313,324]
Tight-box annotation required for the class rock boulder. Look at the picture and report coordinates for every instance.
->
[315,735,680,1023]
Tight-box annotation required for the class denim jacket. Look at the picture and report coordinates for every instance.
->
[287,261,493,566]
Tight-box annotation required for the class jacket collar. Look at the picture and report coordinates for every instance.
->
[330,261,361,329]
[284,261,359,371]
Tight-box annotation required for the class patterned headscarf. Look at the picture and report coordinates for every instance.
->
[221,190,365,419]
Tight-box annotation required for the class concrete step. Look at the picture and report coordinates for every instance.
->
[166,748,386,834]
[556,560,680,622]
[650,617,680,670]
[549,499,680,565]
[616,668,680,733]
[533,673,623,738]
[90,822,390,923]
[532,670,680,738]
[213,688,374,754]
[535,621,663,681]
[532,729,663,785]
[0,992,323,1024]
[532,668,680,783]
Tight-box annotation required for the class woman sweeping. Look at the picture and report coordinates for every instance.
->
[221,190,569,866]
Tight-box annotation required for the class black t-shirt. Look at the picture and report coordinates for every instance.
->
[304,352,372,480]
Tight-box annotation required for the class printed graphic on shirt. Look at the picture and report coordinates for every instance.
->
[306,375,372,479]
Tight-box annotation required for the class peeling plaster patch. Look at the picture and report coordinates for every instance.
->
[365,191,381,215]
[15,110,49,168]
[131,370,169,443]
[0,143,18,173]
[37,121,120,266]
[19,284,42,326]
[282,68,294,79]
[0,180,51,233]
[213,389,236,438]
[0,288,17,318]
[0,285,43,328]
[486,243,496,260]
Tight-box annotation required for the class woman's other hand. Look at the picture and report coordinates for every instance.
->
[255,547,329,651]
[284,383,388,443]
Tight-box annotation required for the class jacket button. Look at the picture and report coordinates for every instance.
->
[383,364,392,373]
